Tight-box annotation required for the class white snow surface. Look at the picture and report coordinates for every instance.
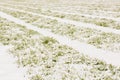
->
[0,11,120,66]
[0,6,120,35]
[0,44,26,80]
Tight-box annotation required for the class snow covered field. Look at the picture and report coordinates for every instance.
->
[0,0,120,80]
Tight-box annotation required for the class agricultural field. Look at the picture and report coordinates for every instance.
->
[0,0,120,80]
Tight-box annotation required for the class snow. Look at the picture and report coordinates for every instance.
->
[0,6,120,35]
[0,44,26,80]
[0,11,120,66]
[0,2,120,22]
[48,10,120,22]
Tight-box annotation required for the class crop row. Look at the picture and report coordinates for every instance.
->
[0,4,120,29]
[0,2,120,18]
[3,0,120,12]
[1,17,120,80]
[1,8,120,53]
[40,11,120,30]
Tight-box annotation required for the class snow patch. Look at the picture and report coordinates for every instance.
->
[0,44,26,80]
